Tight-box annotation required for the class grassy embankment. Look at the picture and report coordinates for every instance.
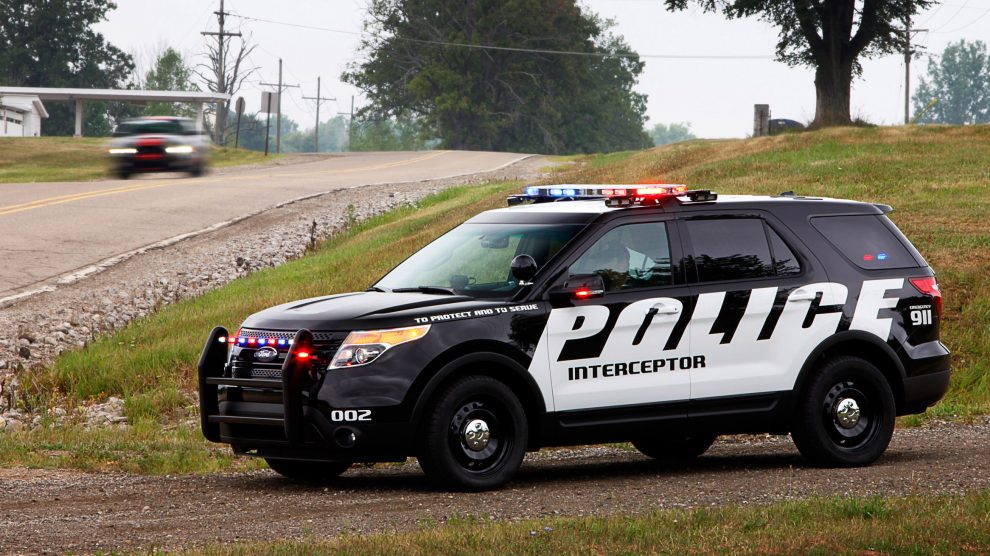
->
[187,491,990,555]
[0,137,271,183]
[4,125,989,475]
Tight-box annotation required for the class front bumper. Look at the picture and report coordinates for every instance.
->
[198,327,410,462]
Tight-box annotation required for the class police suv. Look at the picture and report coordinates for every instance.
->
[198,184,950,490]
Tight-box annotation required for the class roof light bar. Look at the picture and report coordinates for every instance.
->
[507,184,716,207]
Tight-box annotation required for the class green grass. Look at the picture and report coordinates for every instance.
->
[0,137,274,183]
[183,491,990,555]
[7,124,990,474]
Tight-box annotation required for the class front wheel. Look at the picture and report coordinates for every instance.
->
[264,458,351,482]
[417,375,528,491]
[790,356,896,467]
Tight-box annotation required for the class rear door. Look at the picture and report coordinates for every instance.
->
[681,213,844,400]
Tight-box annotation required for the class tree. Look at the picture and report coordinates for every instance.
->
[196,33,257,145]
[349,114,436,152]
[142,47,198,118]
[344,0,651,154]
[0,0,134,135]
[913,40,990,125]
[649,122,696,146]
[663,0,933,127]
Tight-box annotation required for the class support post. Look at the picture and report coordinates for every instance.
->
[753,104,770,137]
[74,99,83,137]
[196,103,205,132]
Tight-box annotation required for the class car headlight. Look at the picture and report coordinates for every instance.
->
[165,145,195,154]
[108,148,137,155]
[330,325,430,369]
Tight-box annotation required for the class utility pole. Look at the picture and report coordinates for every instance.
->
[260,59,299,154]
[201,0,241,144]
[338,95,355,150]
[302,76,335,152]
[902,17,928,125]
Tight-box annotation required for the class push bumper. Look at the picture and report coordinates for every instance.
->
[197,327,408,462]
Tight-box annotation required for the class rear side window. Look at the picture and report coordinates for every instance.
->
[812,215,920,269]
[686,219,774,281]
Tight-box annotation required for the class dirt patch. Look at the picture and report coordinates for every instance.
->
[0,419,987,554]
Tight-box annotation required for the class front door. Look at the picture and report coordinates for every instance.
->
[538,219,695,412]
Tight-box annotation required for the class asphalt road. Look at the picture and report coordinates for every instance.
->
[0,150,528,301]
[0,421,987,554]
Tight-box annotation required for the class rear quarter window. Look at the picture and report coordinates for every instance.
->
[811,215,922,270]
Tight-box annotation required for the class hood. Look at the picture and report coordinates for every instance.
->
[239,291,512,331]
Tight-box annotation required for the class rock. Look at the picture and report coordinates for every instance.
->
[17,346,30,359]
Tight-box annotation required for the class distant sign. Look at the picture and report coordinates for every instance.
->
[260,91,280,113]
[235,96,245,116]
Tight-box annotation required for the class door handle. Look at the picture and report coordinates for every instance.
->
[650,303,680,315]
[790,288,818,302]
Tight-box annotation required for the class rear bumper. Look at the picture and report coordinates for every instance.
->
[901,370,951,415]
[198,327,410,463]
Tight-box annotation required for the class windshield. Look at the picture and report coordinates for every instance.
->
[376,223,583,298]
[114,119,188,136]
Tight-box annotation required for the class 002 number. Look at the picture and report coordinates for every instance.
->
[330,409,372,422]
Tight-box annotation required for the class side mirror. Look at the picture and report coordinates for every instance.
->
[510,254,538,284]
[548,273,605,308]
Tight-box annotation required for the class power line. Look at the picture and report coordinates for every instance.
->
[929,6,990,33]
[227,12,773,60]
[931,0,973,31]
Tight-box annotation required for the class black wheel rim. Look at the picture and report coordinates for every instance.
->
[447,396,513,475]
[822,380,881,450]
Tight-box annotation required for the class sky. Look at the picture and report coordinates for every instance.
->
[95,0,990,139]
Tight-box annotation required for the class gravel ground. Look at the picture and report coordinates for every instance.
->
[0,156,548,426]
[0,419,987,554]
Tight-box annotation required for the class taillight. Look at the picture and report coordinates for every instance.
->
[909,277,942,319]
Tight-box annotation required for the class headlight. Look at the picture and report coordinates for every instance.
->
[330,325,430,369]
[165,145,195,154]
[108,148,137,155]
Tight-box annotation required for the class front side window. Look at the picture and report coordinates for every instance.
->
[569,222,673,292]
[376,223,582,298]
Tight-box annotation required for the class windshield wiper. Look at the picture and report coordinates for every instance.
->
[392,286,456,295]
[366,286,389,292]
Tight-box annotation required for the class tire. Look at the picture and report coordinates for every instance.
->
[189,163,205,177]
[790,356,896,467]
[632,434,716,461]
[417,375,528,491]
[264,458,351,482]
[117,170,131,180]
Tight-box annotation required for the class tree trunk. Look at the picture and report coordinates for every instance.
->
[812,59,854,126]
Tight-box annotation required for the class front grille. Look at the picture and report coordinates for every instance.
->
[229,328,344,380]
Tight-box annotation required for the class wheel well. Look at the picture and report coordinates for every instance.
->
[411,354,546,451]
[799,338,906,413]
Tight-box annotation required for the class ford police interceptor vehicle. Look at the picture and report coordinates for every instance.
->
[198,184,950,490]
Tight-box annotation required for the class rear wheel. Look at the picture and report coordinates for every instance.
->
[264,458,351,482]
[417,375,528,491]
[790,356,895,467]
[632,434,716,461]
[117,170,131,179]
[189,163,205,177]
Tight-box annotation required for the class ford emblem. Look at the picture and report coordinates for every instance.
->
[254,346,279,362]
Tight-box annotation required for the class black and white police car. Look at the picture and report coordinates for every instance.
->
[198,184,950,490]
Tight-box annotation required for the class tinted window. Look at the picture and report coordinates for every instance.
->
[767,227,801,275]
[570,222,673,291]
[114,119,185,136]
[686,218,774,281]
[812,215,918,269]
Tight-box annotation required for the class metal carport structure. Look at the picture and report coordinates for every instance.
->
[0,87,231,136]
